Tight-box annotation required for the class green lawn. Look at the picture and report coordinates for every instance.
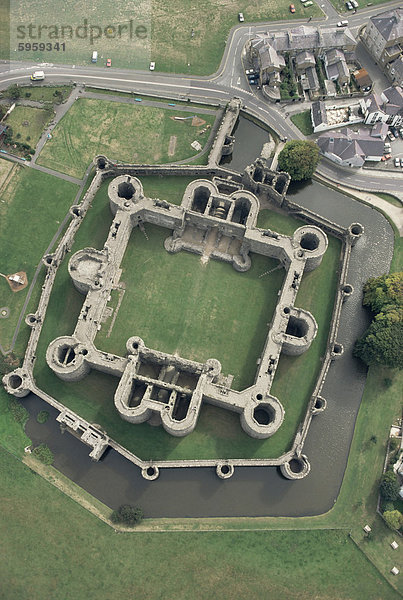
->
[37,98,217,178]
[0,445,400,600]
[32,179,340,461]
[290,110,314,136]
[7,0,322,75]
[375,193,402,209]
[16,85,73,104]
[4,105,53,147]
[0,160,78,353]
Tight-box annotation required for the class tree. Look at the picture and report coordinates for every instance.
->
[32,443,54,465]
[7,84,21,99]
[277,140,320,181]
[383,510,403,530]
[354,271,403,369]
[362,272,403,314]
[353,318,403,369]
[111,505,143,526]
[379,471,400,501]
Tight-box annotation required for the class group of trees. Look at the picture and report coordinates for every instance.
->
[278,140,320,181]
[354,272,403,369]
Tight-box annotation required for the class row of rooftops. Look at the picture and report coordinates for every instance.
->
[251,25,356,55]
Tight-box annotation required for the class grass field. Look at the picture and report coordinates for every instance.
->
[7,0,322,75]
[4,105,53,147]
[290,110,314,136]
[37,98,217,178]
[0,160,78,354]
[14,85,73,104]
[32,178,340,461]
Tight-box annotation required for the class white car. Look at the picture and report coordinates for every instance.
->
[351,0,358,7]
[337,20,348,27]
[238,12,244,22]
[149,61,155,71]
[394,158,400,167]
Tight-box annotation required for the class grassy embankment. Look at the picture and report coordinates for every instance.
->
[290,110,314,136]
[0,159,78,355]
[32,177,340,461]
[37,98,217,179]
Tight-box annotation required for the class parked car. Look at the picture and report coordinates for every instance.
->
[149,61,155,71]
[399,128,403,139]
[245,69,255,75]
[238,12,244,22]
[337,20,349,26]
[390,126,399,137]
[106,58,111,67]
[290,4,296,12]
[346,1,353,9]
[394,157,401,167]
[387,132,395,141]
[384,154,392,160]
[351,0,358,7]
[303,1,313,5]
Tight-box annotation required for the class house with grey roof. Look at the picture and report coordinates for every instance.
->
[248,25,357,98]
[311,100,363,133]
[317,128,384,167]
[360,86,403,127]
[295,51,316,72]
[361,8,403,82]
[385,55,403,86]
[370,121,389,140]
[323,49,350,86]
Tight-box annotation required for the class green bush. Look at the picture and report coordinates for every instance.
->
[111,505,143,526]
[36,410,50,424]
[383,510,403,530]
[32,443,54,465]
[8,398,29,425]
[380,471,400,501]
[389,437,400,453]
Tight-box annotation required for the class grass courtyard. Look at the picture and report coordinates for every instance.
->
[0,159,78,354]
[3,105,53,148]
[32,176,341,461]
[37,98,217,179]
[290,110,314,136]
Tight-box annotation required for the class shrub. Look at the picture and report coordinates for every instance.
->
[36,410,49,424]
[383,510,403,530]
[32,443,54,465]
[380,471,400,501]
[111,505,143,526]
[8,398,29,424]
[389,437,400,453]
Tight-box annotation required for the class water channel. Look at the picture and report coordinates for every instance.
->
[22,118,395,519]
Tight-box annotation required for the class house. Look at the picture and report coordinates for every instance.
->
[295,50,316,73]
[311,100,362,132]
[370,121,389,140]
[352,68,373,92]
[317,128,384,167]
[323,49,350,85]
[359,86,403,126]
[248,25,357,92]
[386,55,403,86]
[361,8,403,79]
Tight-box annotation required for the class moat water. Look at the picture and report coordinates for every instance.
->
[21,117,395,518]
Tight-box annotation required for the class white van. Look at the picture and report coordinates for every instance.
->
[92,51,98,63]
[30,71,45,81]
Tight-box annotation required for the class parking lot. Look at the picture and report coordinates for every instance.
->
[366,128,403,171]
